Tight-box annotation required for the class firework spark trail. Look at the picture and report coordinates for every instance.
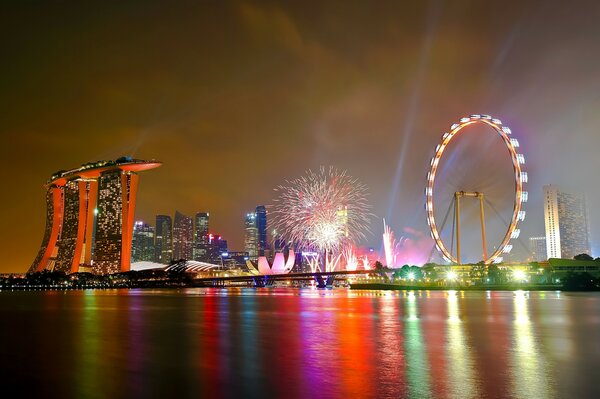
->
[342,246,358,271]
[383,219,397,268]
[269,166,373,257]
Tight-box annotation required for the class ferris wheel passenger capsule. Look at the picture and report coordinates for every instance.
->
[521,172,528,183]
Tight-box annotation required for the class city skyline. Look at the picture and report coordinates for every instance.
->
[2,1,600,272]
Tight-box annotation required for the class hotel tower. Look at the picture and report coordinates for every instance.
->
[29,157,161,275]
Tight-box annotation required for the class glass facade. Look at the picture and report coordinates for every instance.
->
[544,185,590,259]
[173,211,193,260]
[155,215,173,264]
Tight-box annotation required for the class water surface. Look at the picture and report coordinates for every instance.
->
[1,289,599,398]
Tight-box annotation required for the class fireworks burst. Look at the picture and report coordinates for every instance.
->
[269,167,372,255]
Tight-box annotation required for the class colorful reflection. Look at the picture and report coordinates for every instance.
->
[404,291,432,398]
[5,289,600,398]
[510,291,552,399]
[446,290,478,399]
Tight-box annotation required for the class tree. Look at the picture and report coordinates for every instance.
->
[562,272,599,291]
[487,265,508,284]
[574,253,594,261]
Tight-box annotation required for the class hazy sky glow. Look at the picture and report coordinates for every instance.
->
[1,1,600,272]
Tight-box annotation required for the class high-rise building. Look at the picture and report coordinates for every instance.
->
[173,211,193,260]
[544,185,590,259]
[29,157,161,274]
[529,236,547,262]
[207,233,228,263]
[132,221,155,262]
[255,205,268,257]
[193,212,210,261]
[244,212,259,260]
[155,215,173,264]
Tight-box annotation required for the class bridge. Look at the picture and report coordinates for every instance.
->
[193,269,378,288]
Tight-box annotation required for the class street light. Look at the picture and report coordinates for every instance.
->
[447,271,458,281]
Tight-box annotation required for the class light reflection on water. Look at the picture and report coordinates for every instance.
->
[0,289,600,398]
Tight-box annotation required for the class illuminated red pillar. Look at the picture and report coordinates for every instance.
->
[120,172,139,272]
[84,180,98,265]
[36,185,64,272]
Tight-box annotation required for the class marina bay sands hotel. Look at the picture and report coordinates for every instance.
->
[29,157,161,275]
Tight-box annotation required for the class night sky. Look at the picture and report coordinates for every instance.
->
[1,1,600,272]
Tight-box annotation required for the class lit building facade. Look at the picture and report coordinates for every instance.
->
[193,212,210,262]
[29,158,161,274]
[544,185,590,259]
[173,211,193,260]
[529,236,547,262]
[155,215,173,264]
[255,206,268,257]
[244,212,259,260]
[132,221,155,262]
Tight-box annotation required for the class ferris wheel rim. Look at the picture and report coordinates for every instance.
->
[425,115,526,265]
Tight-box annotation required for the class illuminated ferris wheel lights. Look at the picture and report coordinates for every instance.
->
[503,245,513,254]
[425,114,526,265]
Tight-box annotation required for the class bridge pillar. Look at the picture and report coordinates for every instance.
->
[314,274,335,288]
[252,276,271,288]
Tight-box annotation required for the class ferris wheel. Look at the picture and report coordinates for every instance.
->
[425,115,527,265]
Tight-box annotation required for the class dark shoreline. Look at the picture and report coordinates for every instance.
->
[350,283,600,292]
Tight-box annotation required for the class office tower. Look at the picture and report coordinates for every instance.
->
[244,212,259,260]
[544,185,590,259]
[29,158,161,274]
[173,211,193,260]
[529,236,547,262]
[255,206,268,256]
[193,212,210,261]
[132,221,155,262]
[155,215,173,264]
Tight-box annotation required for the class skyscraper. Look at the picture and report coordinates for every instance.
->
[255,205,268,256]
[529,236,547,262]
[193,212,210,261]
[29,157,161,274]
[544,185,590,259]
[244,212,258,260]
[173,211,193,260]
[155,215,173,264]
[132,221,155,262]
